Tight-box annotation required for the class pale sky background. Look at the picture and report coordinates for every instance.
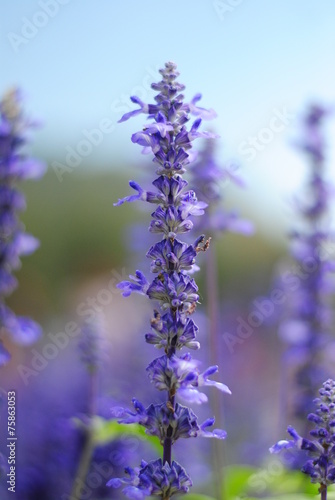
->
[1,0,335,238]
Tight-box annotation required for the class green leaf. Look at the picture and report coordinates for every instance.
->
[222,465,258,499]
[242,461,319,498]
[90,417,162,454]
[266,469,317,495]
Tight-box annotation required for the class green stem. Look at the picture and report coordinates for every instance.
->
[71,369,97,499]
[71,431,95,500]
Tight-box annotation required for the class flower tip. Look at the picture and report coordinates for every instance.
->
[213,429,227,439]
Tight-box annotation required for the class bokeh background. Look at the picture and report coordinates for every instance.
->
[1,1,335,498]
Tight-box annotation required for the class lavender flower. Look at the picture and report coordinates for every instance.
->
[270,379,335,498]
[0,88,45,364]
[108,459,192,500]
[277,104,334,421]
[109,62,231,499]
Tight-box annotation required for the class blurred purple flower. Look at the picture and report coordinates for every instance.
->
[275,103,334,420]
[0,88,45,364]
[189,138,253,236]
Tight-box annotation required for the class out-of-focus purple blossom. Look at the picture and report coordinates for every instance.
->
[0,88,45,364]
[297,104,331,163]
[111,62,230,497]
[275,104,334,421]
[78,321,102,373]
[271,379,335,495]
[189,138,253,236]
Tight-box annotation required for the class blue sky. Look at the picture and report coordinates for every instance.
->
[2,0,335,235]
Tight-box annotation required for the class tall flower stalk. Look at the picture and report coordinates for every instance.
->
[108,62,231,499]
[278,104,333,424]
[0,88,45,365]
[71,321,101,500]
[271,379,335,499]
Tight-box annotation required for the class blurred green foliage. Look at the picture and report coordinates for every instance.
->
[90,416,161,454]
[10,168,146,318]
[10,166,285,323]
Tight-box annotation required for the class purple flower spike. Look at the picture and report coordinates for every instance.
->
[271,379,335,491]
[111,62,230,497]
[274,103,334,422]
[0,88,45,363]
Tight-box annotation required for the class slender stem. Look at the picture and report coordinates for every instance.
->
[163,393,175,465]
[89,368,98,417]
[162,433,172,465]
[163,305,177,466]
[71,431,94,500]
[71,369,98,499]
[278,350,288,434]
[320,484,327,500]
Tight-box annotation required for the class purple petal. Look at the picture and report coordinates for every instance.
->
[14,232,40,256]
[269,440,295,453]
[117,270,149,297]
[199,418,227,439]
[118,97,149,123]
[189,94,217,120]
[10,158,46,180]
[123,486,148,499]
[114,181,145,206]
[178,388,208,405]
[9,316,42,345]
[278,320,310,345]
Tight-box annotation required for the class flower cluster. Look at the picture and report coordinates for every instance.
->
[270,379,335,494]
[108,459,192,499]
[0,88,45,365]
[109,62,231,499]
[277,104,333,419]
